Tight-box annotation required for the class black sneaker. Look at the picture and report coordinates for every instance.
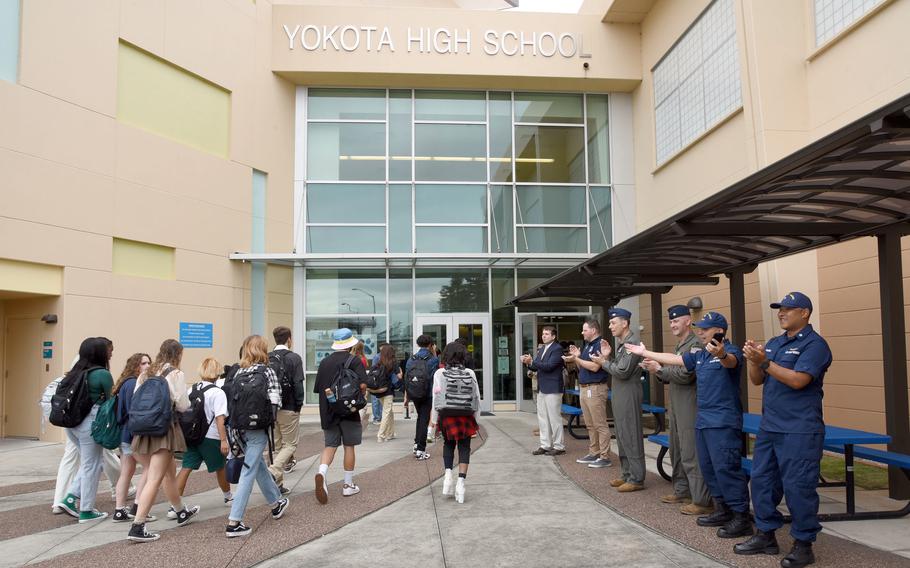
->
[112,508,132,523]
[225,522,251,538]
[271,498,290,519]
[278,484,291,496]
[283,459,297,474]
[127,523,160,543]
[176,505,200,527]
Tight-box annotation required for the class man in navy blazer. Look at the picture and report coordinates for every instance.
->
[522,325,566,456]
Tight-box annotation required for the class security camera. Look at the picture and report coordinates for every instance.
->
[583,62,589,70]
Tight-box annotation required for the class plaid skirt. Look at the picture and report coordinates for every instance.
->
[439,415,478,441]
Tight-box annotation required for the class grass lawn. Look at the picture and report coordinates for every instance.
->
[821,455,889,490]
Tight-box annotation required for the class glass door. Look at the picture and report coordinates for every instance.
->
[517,314,538,413]
[415,314,492,412]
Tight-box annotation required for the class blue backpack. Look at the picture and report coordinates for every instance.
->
[127,367,173,437]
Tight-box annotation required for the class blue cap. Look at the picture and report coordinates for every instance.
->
[608,308,632,321]
[331,328,359,350]
[692,311,728,331]
[770,291,813,312]
[667,305,690,320]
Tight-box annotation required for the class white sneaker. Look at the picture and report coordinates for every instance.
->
[416,450,430,461]
[52,506,64,515]
[315,473,328,504]
[455,478,465,504]
[342,483,360,496]
[442,469,454,496]
[166,506,178,519]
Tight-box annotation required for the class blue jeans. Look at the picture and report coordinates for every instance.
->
[372,395,382,422]
[229,429,281,522]
[66,405,103,512]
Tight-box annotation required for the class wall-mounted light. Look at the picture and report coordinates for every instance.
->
[686,297,703,311]
[41,314,58,324]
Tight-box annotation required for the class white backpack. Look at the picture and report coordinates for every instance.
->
[433,367,478,417]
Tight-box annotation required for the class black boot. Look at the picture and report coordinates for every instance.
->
[718,511,753,538]
[734,530,779,555]
[697,498,732,527]
[781,540,815,568]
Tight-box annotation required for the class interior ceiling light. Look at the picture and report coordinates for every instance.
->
[340,155,554,163]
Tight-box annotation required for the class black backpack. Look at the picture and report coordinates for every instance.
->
[364,362,391,394]
[179,383,217,447]
[49,366,102,428]
[405,353,432,400]
[226,366,274,431]
[269,350,293,407]
[329,355,367,416]
[128,367,174,437]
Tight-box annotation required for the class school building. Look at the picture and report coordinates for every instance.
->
[0,0,908,443]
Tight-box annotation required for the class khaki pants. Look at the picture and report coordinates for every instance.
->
[268,409,300,484]
[537,392,564,451]
[377,395,395,441]
[579,382,612,459]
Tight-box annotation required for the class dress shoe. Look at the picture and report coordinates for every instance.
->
[546,448,566,456]
[717,511,753,538]
[609,478,626,488]
[780,540,815,568]
[660,493,691,504]
[617,482,645,493]
[733,530,779,555]
[531,447,551,455]
[680,502,714,515]
[697,498,732,527]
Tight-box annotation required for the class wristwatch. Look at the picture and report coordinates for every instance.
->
[759,360,771,372]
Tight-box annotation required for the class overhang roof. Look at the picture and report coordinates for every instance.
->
[509,92,910,308]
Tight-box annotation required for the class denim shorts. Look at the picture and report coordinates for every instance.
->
[323,419,363,448]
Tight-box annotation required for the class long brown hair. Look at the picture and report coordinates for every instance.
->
[113,352,150,395]
[379,344,397,373]
[239,335,269,367]
[151,339,183,376]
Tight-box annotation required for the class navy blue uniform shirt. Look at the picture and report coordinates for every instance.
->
[682,341,744,430]
[577,337,609,384]
[761,324,832,434]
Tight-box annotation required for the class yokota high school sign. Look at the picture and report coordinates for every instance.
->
[282,25,592,58]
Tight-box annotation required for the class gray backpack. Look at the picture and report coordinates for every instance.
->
[433,366,478,417]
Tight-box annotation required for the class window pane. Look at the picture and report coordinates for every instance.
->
[308,88,385,120]
[514,92,583,124]
[416,227,487,253]
[415,90,485,121]
[489,92,513,182]
[518,227,587,253]
[515,185,585,225]
[307,226,385,253]
[415,269,488,312]
[416,184,486,223]
[516,268,561,295]
[589,186,612,253]
[389,269,413,371]
[586,94,610,184]
[389,184,412,253]
[415,124,486,181]
[305,269,386,314]
[304,316,387,371]
[514,125,585,183]
[491,184,513,253]
[491,268,515,309]
[306,184,384,223]
[307,122,385,181]
[389,90,412,181]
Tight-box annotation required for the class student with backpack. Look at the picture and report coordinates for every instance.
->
[266,326,305,490]
[405,335,438,460]
[368,344,401,443]
[313,328,368,504]
[126,339,200,542]
[431,341,480,504]
[223,335,289,537]
[53,337,114,523]
[175,357,232,508]
[111,353,155,523]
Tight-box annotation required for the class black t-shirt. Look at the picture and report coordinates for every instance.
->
[313,351,366,429]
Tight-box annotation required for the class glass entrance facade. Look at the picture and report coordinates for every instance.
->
[296,88,619,406]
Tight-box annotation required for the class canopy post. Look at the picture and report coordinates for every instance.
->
[650,291,665,407]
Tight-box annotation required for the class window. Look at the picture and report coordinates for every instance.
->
[652,0,741,166]
[814,0,885,46]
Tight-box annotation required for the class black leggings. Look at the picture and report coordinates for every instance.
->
[443,436,471,469]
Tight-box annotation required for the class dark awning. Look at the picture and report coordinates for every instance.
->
[508,92,910,307]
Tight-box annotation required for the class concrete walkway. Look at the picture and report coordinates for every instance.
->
[262,414,722,568]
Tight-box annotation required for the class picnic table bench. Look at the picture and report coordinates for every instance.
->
[563,388,666,440]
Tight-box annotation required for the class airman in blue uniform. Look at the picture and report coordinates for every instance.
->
[735,292,832,568]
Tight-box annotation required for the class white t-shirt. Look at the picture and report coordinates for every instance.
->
[188,382,229,440]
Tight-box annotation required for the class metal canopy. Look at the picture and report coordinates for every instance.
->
[508,92,910,307]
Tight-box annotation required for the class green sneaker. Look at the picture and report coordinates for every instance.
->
[78,510,108,524]
[60,493,79,518]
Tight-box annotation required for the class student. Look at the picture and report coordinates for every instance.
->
[405,335,438,460]
[111,353,155,523]
[267,326,305,490]
[373,344,401,443]
[58,338,114,523]
[224,335,289,537]
[127,339,200,542]
[431,341,480,504]
[313,328,367,504]
[175,357,232,508]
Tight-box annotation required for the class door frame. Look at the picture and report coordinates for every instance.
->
[517,313,538,413]
[415,313,492,412]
